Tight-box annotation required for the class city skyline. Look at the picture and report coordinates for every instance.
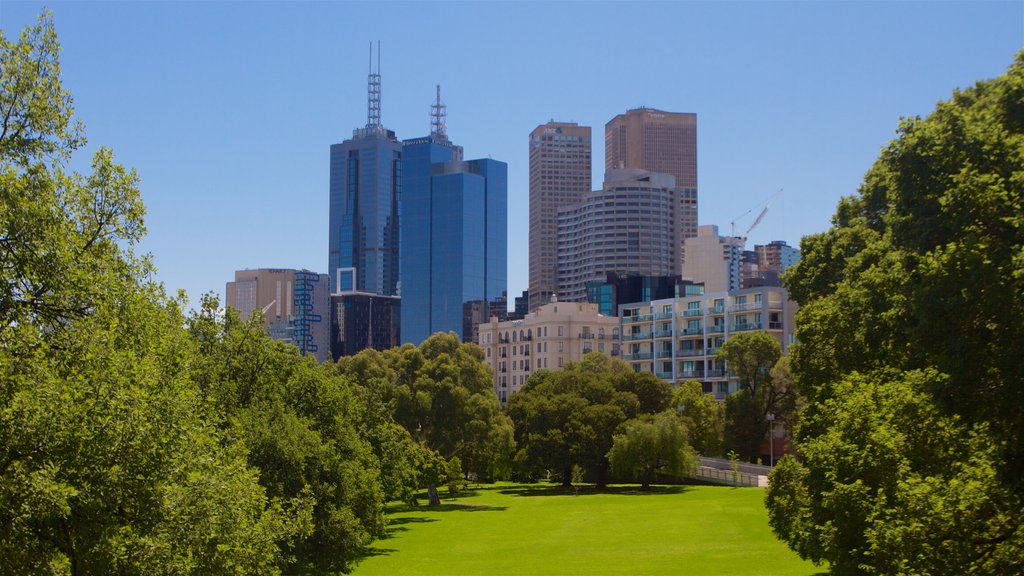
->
[3,1,1020,309]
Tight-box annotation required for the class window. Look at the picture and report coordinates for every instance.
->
[558,326,564,337]
[598,343,604,352]
[559,342,564,352]
[558,357,564,368]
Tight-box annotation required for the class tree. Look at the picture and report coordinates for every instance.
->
[767,54,1024,574]
[671,380,724,457]
[607,411,696,490]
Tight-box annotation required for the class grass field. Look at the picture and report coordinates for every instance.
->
[352,483,826,575]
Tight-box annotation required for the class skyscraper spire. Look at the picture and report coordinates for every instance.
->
[430,84,447,140]
[367,41,381,128]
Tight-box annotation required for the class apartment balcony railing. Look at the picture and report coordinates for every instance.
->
[706,346,719,356]
[655,371,674,380]
[708,325,725,334]
[623,352,654,361]
[682,308,703,317]
[708,305,725,314]
[656,349,674,359]
[706,369,727,378]
[768,322,783,330]
[677,370,705,379]
[623,315,653,324]
[731,302,760,311]
[680,327,703,336]
[677,348,705,358]
[654,312,674,320]
[622,332,653,341]
[654,330,673,338]
[732,322,763,331]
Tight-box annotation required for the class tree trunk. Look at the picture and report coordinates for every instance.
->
[427,484,441,506]
[562,465,572,487]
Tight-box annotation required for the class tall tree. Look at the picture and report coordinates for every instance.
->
[767,54,1024,574]
[671,380,724,457]
[607,411,696,490]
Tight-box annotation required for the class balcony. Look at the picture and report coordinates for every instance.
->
[708,325,725,334]
[708,305,725,314]
[656,349,674,359]
[654,312,674,320]
[769,322,783,330]
[680,327,703,336]
[623,314,653,324]
[706,346,719,356]
[655,371,674,380]
[623,352,654,361]
[622,331,652,341]
[677,348,704,358]
[654,330,673,338]
[706,369,726,378]
[732,322,763,331]
[682,308,703,317]
[677,370,705,379]
[731,302,759,312]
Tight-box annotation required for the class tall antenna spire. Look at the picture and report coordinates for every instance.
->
[430,84,447,140]
[367,41,381,128]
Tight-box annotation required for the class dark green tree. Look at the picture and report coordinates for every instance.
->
[607,411,696,490]
[767,53,1024,574]
[671,380,725,457]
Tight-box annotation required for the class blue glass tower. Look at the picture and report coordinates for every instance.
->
[400,89,507,344]
[328,47,402,296]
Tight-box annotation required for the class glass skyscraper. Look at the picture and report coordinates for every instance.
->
[400,134,507,345]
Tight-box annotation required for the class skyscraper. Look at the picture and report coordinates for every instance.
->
[528,121,591,310]
[400,88,507,345]
[605,107,698,239]
[681,225,745,293]
[328,45,402,295]
[556,168,682,302]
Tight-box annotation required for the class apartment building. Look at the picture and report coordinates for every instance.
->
[618,286,796,399]
[478,300,620,405]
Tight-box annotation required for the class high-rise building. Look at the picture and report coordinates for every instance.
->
[328,46,402,296]
[528,121,592,310]
[755,240,801,274]
[605,107,698,239]
[681,225,745,293]
[329,291,400,359]
[556,169,682,302]
[400,88,507,345]
[226,268,331,363]
[585,272,704,317]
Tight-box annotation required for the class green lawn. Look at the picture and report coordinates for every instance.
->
[353,483,825,575]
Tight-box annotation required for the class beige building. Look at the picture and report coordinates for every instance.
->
[618,285,797,399]
[605,107,698,239]
[681,225,745,293]
[478,300,620,405]
[528,121,592,310]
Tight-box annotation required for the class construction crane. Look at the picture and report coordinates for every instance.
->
[731,189,782,241]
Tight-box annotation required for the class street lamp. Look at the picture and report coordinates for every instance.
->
[766,413,776,466]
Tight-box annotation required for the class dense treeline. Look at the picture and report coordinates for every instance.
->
[766,54,1024,574]
[0,13,513,575]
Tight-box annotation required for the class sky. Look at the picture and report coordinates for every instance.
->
[3,1,1022,309]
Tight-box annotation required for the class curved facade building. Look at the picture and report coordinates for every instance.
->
[556,169,682,302]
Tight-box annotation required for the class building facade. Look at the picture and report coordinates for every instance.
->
[400,98,507,345]
[226,268,331,363]
[681,224,745,293]
[556,169,682,302]
[755,240,801,274]
[478,300,620,405]
[617,286,796,399]
[328,55,403,296]
[586,272,704,317]
[329,291,400,359]
[528,121,592,310]
[605,107,698,239]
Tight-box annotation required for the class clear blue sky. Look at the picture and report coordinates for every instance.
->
[3,1,1022,308]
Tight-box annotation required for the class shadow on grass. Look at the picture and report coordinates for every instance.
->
[355,545,397,560]
[499,484,694,497]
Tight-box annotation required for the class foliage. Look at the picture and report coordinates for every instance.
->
[768,53,1024,574]
[571,464,585,495]
[507,353,673,487]
[607,411,696,490]
[1,12,307,574]
[671,380,724,457]
[446,456,465,496]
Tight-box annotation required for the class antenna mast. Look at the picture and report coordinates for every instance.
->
[430,84,447,140]
[367,41,381,128]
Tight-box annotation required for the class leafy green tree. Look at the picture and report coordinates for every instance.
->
[1,13,308,574]
[767,54,1024,574]
[607,411,696,490]
[671,380,725,456]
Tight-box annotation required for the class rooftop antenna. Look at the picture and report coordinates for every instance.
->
[367,41,381,128]
[430,84,447,140]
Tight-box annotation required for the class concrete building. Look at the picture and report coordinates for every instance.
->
[617,285,796,399]
[528,121,592,310]
[586,272,705,317]
[605,107,698,239]
[478,299,620,405]
[681,225,745,293]
[400,88,507,345]
[755,240,801,274]
[556,168,682,302]
[226,268,331,363]
[328,48,402,296]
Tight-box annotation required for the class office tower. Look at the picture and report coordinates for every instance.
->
[329,291,400,359]
[605,107,698,239]
[556,168,682,302]
[400,88,508,345]
[528,121,592,310]
[226,268,331,363]
[681,225,745,293]
[585,272,705,317]
[478,300,619,405]
[328,45,403,295]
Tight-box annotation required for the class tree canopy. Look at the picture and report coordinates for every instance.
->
[767,53,1024,574]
